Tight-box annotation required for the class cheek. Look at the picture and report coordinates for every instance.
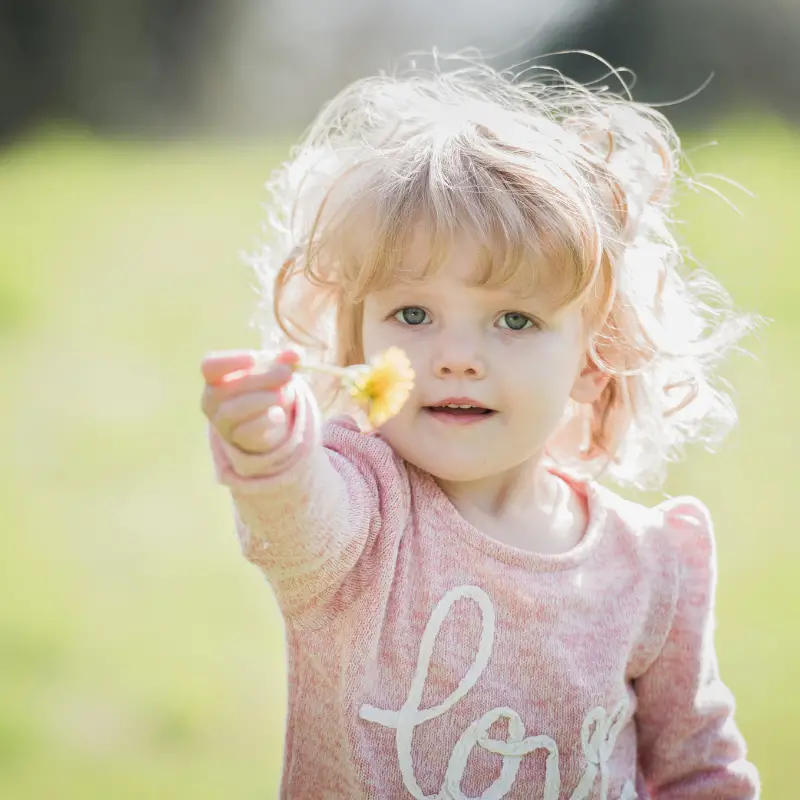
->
[359,307,396,361]
[359,312,379,358]
[361,314,430,382]
[501,333,583,405]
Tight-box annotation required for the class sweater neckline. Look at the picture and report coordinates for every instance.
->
[413,465,608,571]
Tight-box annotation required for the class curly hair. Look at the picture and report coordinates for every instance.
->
[247,56,755,490]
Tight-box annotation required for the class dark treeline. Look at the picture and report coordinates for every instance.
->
[543,0,800,124]
[0,0,797,141]
[0,0,221,140]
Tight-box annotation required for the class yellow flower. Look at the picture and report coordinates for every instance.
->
[261,346,412,429]
[343,347,415,428]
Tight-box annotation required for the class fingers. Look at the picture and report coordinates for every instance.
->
[206,360,293,400]
[201,351,302,455]
[204,349,300,387]
[202,364,293,423]
[208,384,286,433]
[230,406,289,453]
[274,350,301,367]
[205,385,294,454]
[201,350,256,385]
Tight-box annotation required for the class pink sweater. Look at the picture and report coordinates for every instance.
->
[210,381,759,799]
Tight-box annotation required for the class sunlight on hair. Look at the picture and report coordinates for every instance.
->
[247,54,757,489]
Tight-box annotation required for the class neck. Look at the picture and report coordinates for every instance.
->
[434,454,587,555]
[435,453,555,520]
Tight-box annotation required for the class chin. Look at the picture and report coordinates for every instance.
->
[378,417,544,482]
[385,439,512,483]
[416,457,495,482]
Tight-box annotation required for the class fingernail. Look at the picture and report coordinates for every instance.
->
[267,406,286,426]
[276,350,300,366]
[281,382,297,408]
[217,368,251,385]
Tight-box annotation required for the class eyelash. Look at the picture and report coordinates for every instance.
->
[392,307,431,326]
[496,312,537,331]
[390,307,539,331]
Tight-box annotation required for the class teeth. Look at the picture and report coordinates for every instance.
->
[444,404,475,409]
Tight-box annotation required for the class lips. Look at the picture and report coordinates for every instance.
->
[426,405,494,416]
[423,397,497,421]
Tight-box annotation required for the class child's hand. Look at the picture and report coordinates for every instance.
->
[201,350,300,455]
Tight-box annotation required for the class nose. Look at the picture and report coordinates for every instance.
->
[432,335,487,379]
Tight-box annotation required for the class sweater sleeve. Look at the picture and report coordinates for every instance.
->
[209,378,409,627]
[634,498,760,798]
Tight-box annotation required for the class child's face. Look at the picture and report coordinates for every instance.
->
[360,235,604,483]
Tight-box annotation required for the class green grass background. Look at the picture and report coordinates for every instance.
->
[0,119,797,798]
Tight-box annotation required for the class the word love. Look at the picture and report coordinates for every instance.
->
[359,585,637,800]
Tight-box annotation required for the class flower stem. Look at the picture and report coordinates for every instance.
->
[218,358,352,386]
[297,361,352,379]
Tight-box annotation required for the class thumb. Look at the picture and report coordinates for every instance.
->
[275,350,301,368]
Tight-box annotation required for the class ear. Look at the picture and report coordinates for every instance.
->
[570,355,610,404]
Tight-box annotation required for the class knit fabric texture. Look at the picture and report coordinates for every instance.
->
[210,381,759,799]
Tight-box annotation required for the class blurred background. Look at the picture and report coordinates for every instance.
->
[1,1,797,797]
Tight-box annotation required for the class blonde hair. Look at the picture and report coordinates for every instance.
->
[249,57,754,490]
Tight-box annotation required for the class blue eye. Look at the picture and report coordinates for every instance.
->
[394,307,430,325]
[497,312,534,331]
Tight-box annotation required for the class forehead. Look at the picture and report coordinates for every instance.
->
[379,227,573,309]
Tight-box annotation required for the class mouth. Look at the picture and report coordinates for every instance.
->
[422,398,497,424]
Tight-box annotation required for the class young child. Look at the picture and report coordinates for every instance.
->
[201,60,760,799]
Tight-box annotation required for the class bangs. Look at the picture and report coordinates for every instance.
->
[265,67,743,491]
[301,130,607,310]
